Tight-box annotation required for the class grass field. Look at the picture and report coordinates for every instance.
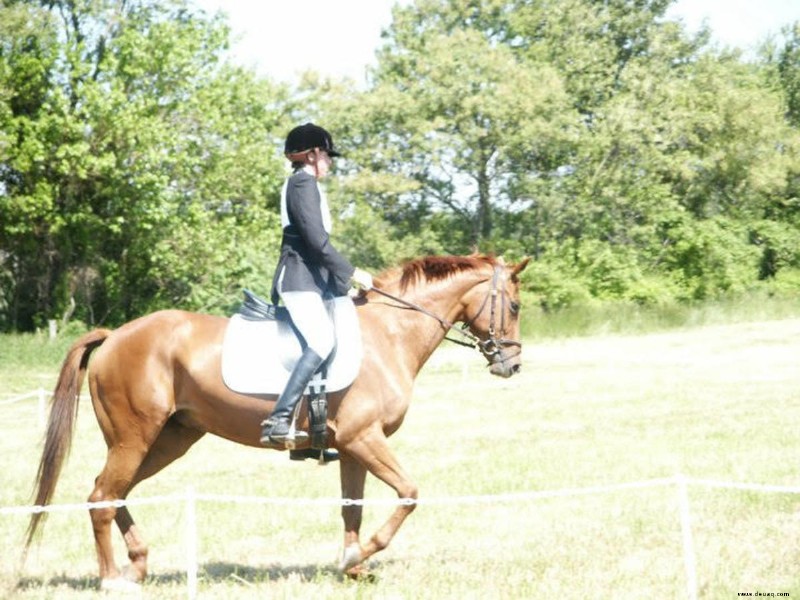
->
[2,317,800,599]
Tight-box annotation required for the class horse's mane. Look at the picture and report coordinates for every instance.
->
[377,254,498,292]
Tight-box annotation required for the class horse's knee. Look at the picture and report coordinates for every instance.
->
[88,485,116,511]
[400,483,419,511]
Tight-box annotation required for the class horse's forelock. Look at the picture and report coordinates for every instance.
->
[391,255,497,291]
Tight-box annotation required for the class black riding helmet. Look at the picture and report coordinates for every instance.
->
[284,123,341,158]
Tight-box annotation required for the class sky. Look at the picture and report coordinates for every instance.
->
[193,0,799,86]
[194,0,405,84]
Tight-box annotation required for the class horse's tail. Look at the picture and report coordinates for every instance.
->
[24,328,112,551]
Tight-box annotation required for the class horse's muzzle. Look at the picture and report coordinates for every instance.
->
[488,351,521,378]
[490,362,520,378]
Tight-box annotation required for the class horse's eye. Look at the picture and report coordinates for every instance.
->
[510,301,520,315]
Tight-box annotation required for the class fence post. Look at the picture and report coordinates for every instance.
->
[185,486,198,600]
[676,474,698,600]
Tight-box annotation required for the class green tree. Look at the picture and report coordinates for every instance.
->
[0,2,61,327]
[328,0,800,305]
[339,1,577,248]
[0,0,287,330]
[776,22,800,127]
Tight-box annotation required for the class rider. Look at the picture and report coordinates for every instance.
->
[260,122,372,446]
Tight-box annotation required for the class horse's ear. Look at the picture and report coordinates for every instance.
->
[510,257,530,281]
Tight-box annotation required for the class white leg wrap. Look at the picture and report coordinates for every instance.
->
[338,543,362,572]
[100,577,142,594]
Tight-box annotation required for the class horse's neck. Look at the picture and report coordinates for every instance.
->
[374,271,483,376]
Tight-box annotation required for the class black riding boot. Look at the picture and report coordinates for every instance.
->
[260,347,324,445]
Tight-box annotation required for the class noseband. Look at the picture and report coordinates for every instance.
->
[370,265,521,367]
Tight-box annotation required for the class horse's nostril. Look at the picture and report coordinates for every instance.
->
[511,364,521,375]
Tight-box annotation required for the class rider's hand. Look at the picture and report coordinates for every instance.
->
[351,267,373,291]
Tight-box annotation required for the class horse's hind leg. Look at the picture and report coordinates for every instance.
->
[89,446,149,590]
[113,418,205,584]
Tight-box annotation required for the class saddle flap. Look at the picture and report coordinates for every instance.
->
[239,289,289,321]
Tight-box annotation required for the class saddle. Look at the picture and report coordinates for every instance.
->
[222,289,362,394]
[221,290,363,447]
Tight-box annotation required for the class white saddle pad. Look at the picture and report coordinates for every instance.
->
[221,296,362,394]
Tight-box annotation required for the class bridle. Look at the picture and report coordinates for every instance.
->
[369,265,521,367]
[461,264,522,364]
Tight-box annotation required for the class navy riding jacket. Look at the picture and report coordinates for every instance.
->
[270,170,354,303]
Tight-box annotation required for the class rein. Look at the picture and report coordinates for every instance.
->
[369,286,480,349]
[369,265,521,365]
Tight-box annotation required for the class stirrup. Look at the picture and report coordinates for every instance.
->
[260,417,309,448]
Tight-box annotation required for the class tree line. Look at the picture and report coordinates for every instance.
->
[1,0,798,331]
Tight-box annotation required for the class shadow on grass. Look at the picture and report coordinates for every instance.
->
[13,559,383,593]
[13,573,98,593]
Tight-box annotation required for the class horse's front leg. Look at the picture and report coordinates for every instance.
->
[339,453,367,575]
[338,429,418,572]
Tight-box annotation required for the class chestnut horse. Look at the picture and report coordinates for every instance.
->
[25,254,528,590]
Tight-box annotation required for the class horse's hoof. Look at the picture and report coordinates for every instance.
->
[338,543,362,572]
[100,577,142,594]
[121,563,146,584]
[345,564,377,582]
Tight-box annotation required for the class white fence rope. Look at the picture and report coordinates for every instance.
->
[0,476,697,516]
[2,388,48,428]
[3,474,800,600]
[2,389,90,429]
[0,390,42,406]
[4,475,797,516]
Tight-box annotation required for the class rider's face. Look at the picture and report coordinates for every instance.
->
[315,150,333,178]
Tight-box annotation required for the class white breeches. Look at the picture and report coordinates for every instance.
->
[278,290,335,358]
